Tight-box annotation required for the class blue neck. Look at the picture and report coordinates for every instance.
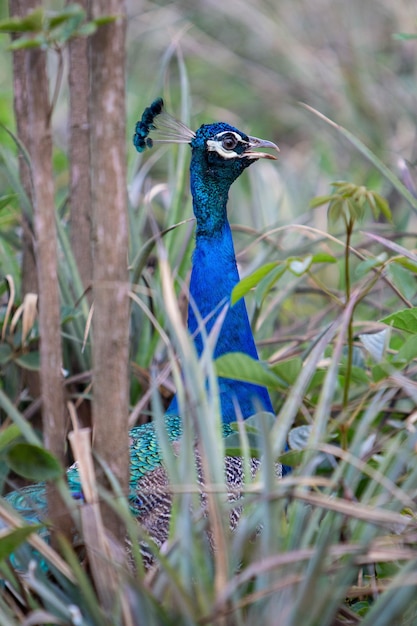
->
[188,223,257,359]
[167,155,274,422]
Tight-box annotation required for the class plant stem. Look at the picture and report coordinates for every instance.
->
[342,217,354,412]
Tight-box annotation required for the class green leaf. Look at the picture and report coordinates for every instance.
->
[328,197,343,224]
[373,192,392,221]
[215,352,284,388]
[8,34,46,50]
[393,335,417,366]
[388,262,417,299]
[255,264,286,306]
[380,308,417,334]
[47,4,85,29]
[371,363,391,382]
[92,15,117,26]
[276,449,305,467]
[311,253,337,264]
[0,424,22,451]
[0,8,43,33]
[272,357,302,385]
[0,525,44,561]
[0,194,17,212]
[6,443,62,481]
[309,194,335,209]
[15,352,40,371]
[339,364,370,385]
[355,257,384,279]
[391,256,417,274]
[231,262,280,305]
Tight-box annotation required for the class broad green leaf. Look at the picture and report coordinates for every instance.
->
[15,351,40,371]
[380,308,417,334]
[0,525,43,561]
[6,443,62,481]
[231,261,280,305]
[215,352,284,388]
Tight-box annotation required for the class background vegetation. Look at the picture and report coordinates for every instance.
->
[0,0,417,624]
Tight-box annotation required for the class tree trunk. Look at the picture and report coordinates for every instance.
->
[21,5,71,542]
[10,0,40,402]
[68,0,93,297]
[89,1,130,541]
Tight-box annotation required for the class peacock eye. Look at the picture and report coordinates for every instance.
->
[221,134,239,150]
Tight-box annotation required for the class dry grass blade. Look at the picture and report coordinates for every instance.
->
[1,274,15,340]
[67,422,126,614]
[20,293,38,346]
[292,490,411,529]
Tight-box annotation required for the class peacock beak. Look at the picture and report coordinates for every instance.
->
[244,136,279,160]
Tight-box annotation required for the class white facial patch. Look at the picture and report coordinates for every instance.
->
[206,131,246,159]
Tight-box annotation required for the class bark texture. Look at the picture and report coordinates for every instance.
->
[89,1,130,541]
[68,0,93,296]
[10,1,71,541]
[10,0,40,402]
[10,0,38,299]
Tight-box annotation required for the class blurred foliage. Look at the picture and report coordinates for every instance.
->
[0,4,115,50]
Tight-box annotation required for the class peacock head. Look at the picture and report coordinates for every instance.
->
[133,98,279,186]
[191,122,278,185]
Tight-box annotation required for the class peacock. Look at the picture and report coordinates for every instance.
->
[3,98,285,562]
